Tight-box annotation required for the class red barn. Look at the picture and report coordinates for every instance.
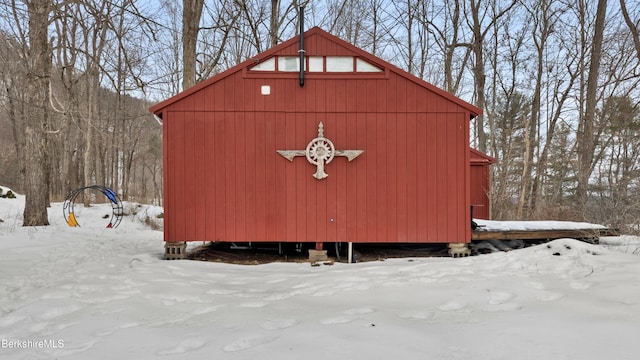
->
[150,27,485,258]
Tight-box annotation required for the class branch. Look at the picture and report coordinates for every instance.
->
[620,0,640,61]
[48,81,66,114]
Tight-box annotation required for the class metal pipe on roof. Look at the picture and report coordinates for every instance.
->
[299,6,305,87]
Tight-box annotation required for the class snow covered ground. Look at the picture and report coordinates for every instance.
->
[475,219,606,231]
[1,187,640,360]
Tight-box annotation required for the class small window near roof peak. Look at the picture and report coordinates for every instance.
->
[326,56,354,72]
[356,58,382,72]
[251,57,275,71]
[309,56,323,72]
[279,56,300,71]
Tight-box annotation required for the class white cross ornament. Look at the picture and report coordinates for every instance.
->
[277,122,363,180]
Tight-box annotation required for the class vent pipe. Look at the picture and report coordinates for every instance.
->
[299,6,305,87]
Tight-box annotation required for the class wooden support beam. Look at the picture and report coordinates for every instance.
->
[471,228,619,241]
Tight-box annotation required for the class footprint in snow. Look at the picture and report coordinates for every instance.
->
[570,281,593,290]
[333,282,372,292]
[40,291,70,300]
[291,282,313,289]
[223,334,278,352]
[95,322,139,337]
[487,291,514,305]
[312,289,336,297]
[398,311,435,320]
[344,307,375,315]
[226,281,249,286]
[53,340,97,357]
[157,338,207,355]
[206,288,238,296]
[40,304,82,320]
[291,286,325,296]
[537,291,564,302]
[484,302,522,312]
[483,291,521,312]
[261,318,298,330]
[192,305,223,315]
[318,308,374,325]
[266,278,288,284]
[239,301,268,308]
[29,321,51,334]
[525,281,546,290]
[320,316,356,325]
[78,294,131,304]
[0,314,26,328]
[438,301,467,312]
[264,293,292,301]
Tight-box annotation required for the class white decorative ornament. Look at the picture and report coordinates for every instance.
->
[277,122,363,180]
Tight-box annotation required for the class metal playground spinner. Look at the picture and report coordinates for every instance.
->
[63,185,123,228]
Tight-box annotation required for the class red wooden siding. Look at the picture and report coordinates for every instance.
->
[470,149,497,220]
[163,110,469,243]
[153,27,481,245]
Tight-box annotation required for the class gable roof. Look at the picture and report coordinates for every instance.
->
[470,148,498,164]
[150,27,481,117]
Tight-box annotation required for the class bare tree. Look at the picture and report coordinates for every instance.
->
[197,0,241,81]
[424,0,471,94]
[576,0,608,215]
[516,0,559,218]
[183,0,205,90]
[0,31,26,192]
[620,0,640,60]
[490,93,531,219]
[462,0,518,152]
[17,0,51,225]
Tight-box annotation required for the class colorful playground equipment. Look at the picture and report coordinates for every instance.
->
[63,185,123,228]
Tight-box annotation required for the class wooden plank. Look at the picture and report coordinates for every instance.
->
[386,113,398,242]
[163,111,172,241]
[244,112,256,241]
[263,111,276,241]
[416,112,428,242]
[395,112,407,242]
[333,112,346,242]
[472,228,619,241]
[194,112,206,240]
[405,113,417,242]
[235,112,247,241]
[365,112,378,242]
[212,113,225,240]
[204,113,215,241]
[375,113,387,242]
[224,112,236,241]
[274,112,287,241]
[345,113,359,242]
[355,112,368,242]
[174,111,186,241]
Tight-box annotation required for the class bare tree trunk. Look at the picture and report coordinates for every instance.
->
[576,0,607,214]
[445,0,461,94]
[83,68,96,194]
[466,0,517,152]
[517,0,552,218]
[517,113,534,218]
[406,1,414,75]
[22,0,51,226]
[532,69,579,217]
[182,0,204,90]
[469,0,487,152]
[620,0,640,60]
[269,0,280,46]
